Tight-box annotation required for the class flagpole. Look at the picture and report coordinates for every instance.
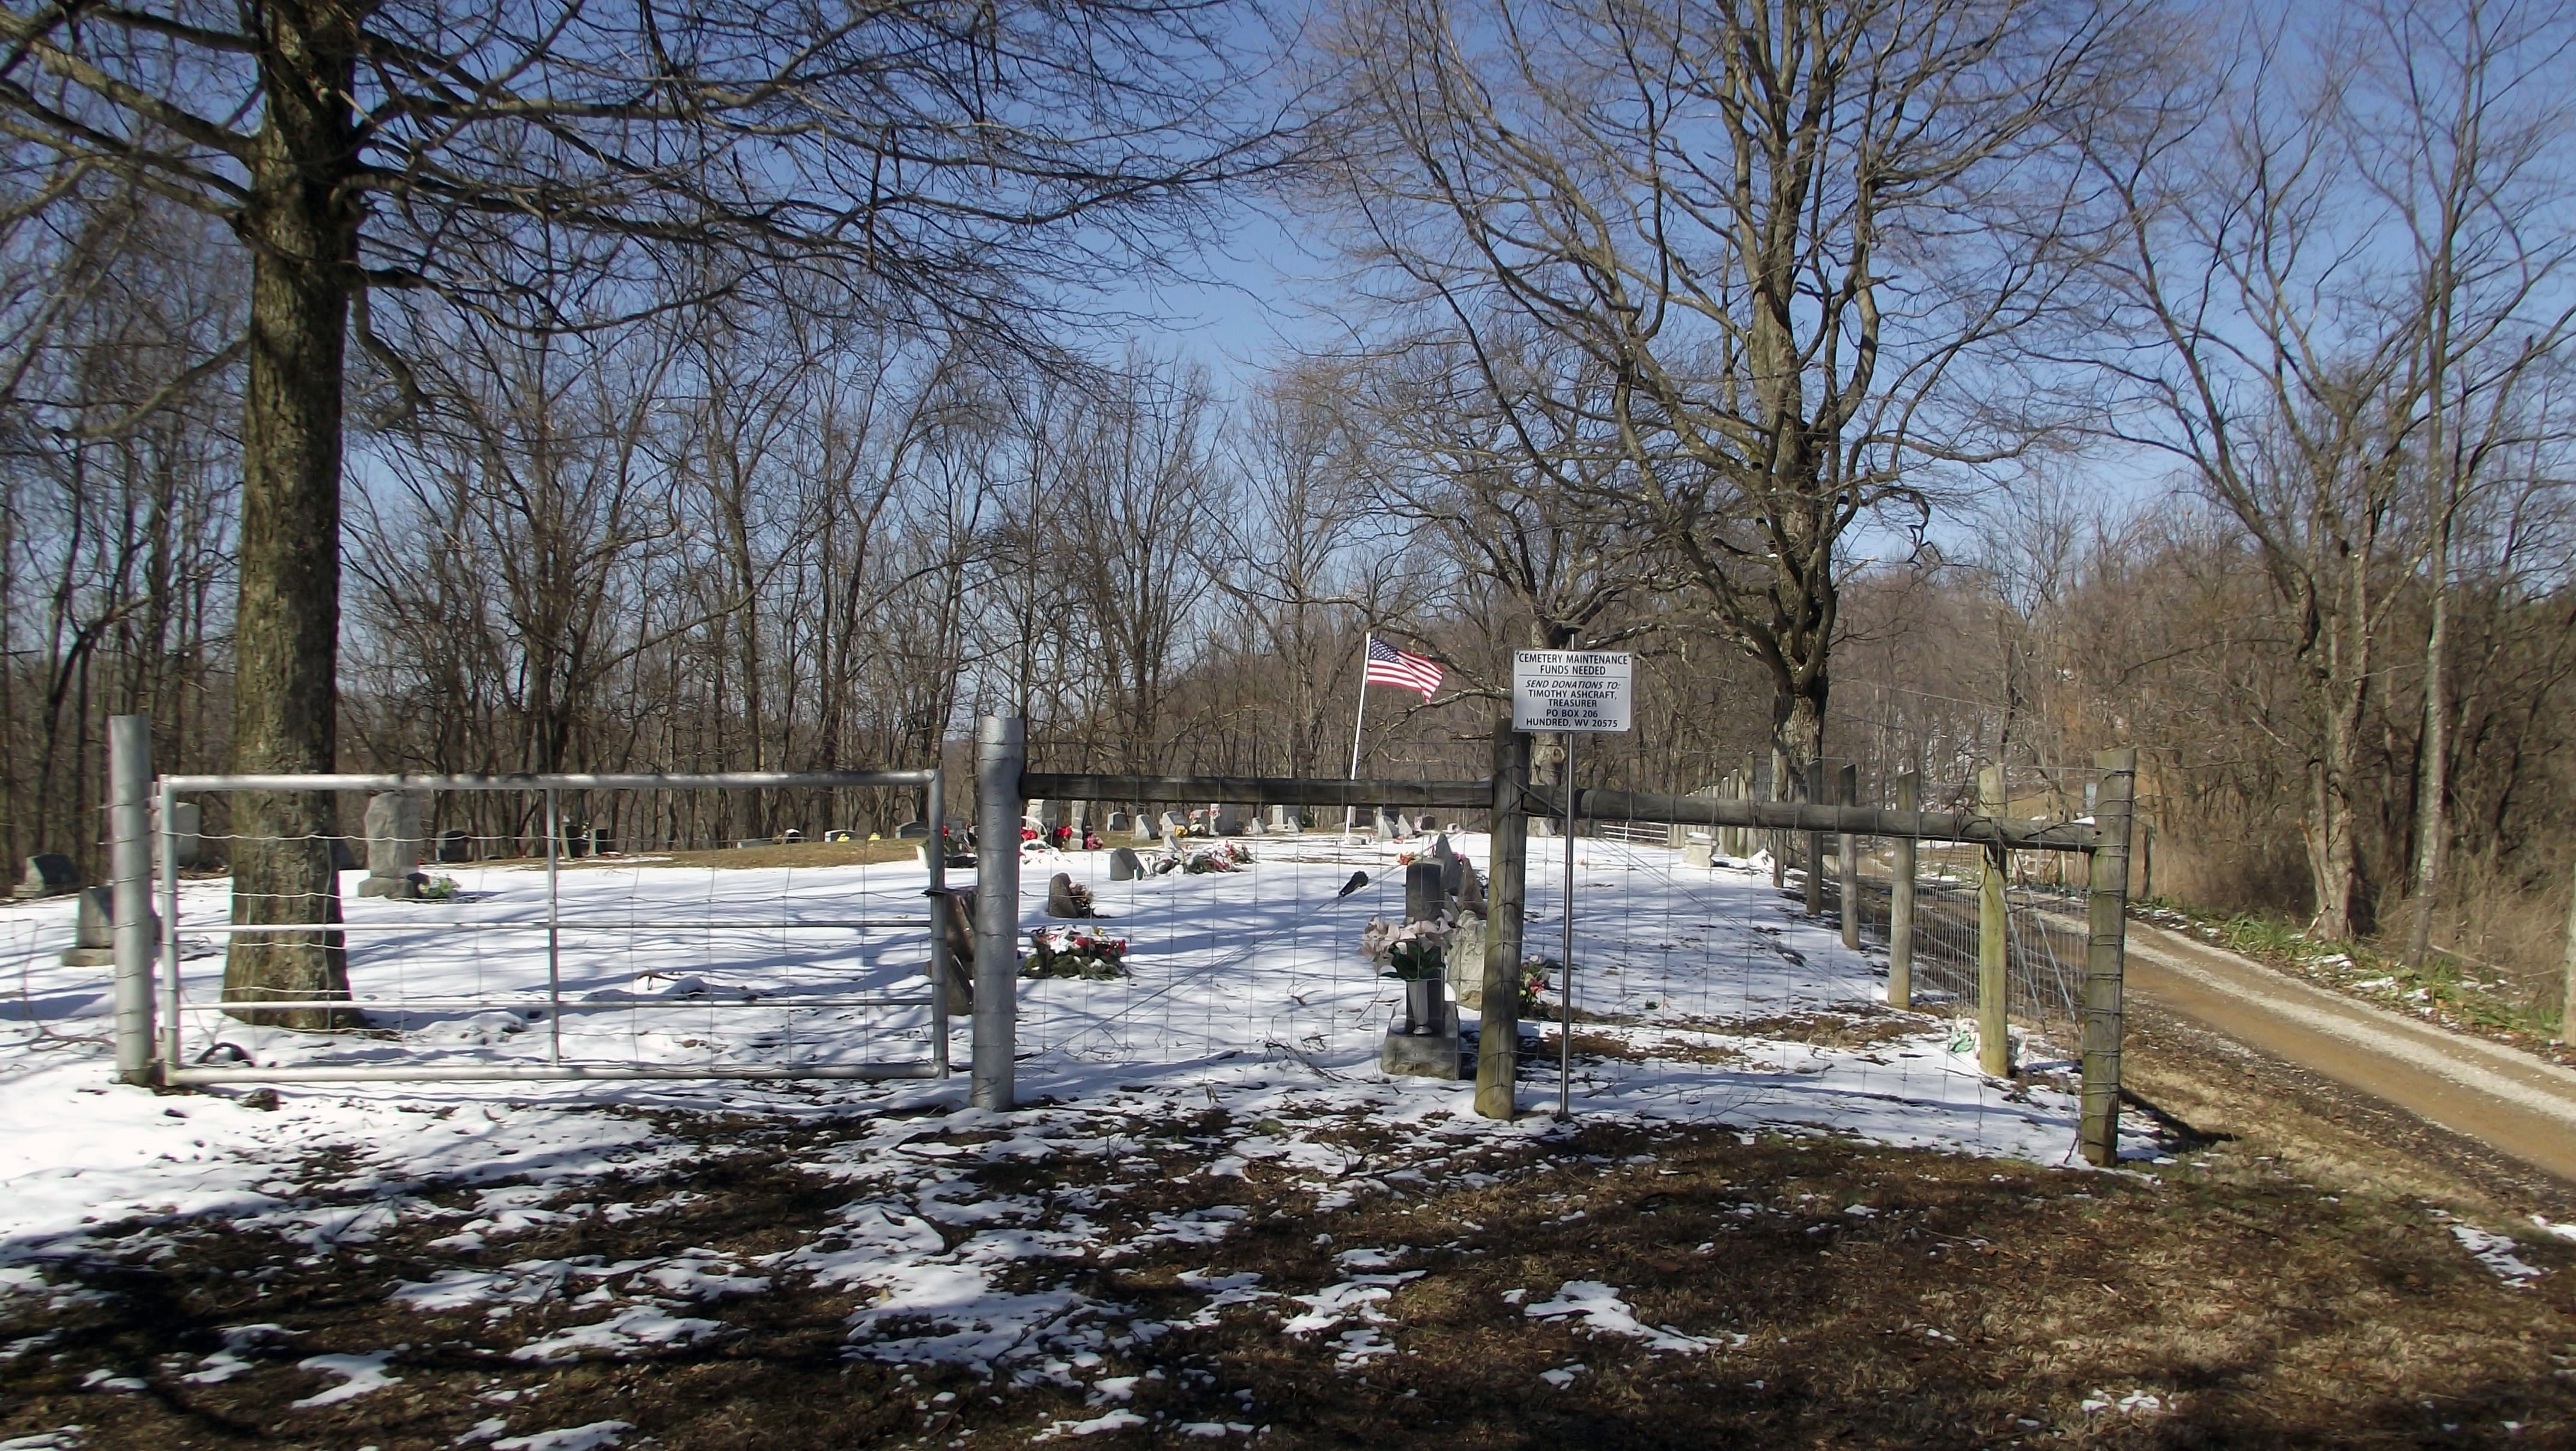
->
[1344,633,1373,837]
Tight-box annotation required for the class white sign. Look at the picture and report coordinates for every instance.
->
[1512,650,1635,733]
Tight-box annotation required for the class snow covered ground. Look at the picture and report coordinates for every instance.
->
[1,831,2128,1264]
[11,834,2564,1449]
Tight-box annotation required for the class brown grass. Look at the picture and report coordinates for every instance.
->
[6,1032,2573,1449]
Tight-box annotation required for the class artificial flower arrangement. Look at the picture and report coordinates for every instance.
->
[1519,960,1553,1014]
[1178,840,1253,874]
[1361,912,1456,982]
[1021,928,1130,980]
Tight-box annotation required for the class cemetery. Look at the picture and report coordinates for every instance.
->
[6,0,2576,1438]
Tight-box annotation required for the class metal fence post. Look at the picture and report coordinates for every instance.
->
[925,765,949,1076]
[1889,772,1918,1011]
[1977,763,2011,1078]
[2080,748,2138,1166]
[1476,718,1529,1120]
[973,716,1025,1111]
[108,715,154,1084]
[1838,762,1861,951]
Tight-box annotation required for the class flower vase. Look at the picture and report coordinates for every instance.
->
[1404,977,1446,1036]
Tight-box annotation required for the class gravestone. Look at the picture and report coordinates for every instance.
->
[437,829,473,864]
[162,801,202,870]
[1133,814,1159,843]
[1683,841,1715,868]
[14,852,79,900]
[1105,811,1130,834]
[1036,799,1066,832]
[1045,871,1095,919]
[780,828,804,845]
[1211,807,1242,837]
[1279,808,1304,835]
[825,829,855,843]
[359,792,427,898]
[1457,859,1487,917]
[894,821,929,840]
[1429,835,1462,901]
[1380,997,1465,1080]
[59,887,116,967]
[1372,807,1398,842]
[1240,810,1265,837]
[1404,861,1445,925]
[1110,846,1144,882]
[1159,811,1189,839]
[1444,913,1489,1010]
[586,826,613,857]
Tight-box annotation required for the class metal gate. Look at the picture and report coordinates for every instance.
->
[105,738,956,1086]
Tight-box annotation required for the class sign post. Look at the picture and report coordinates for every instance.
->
[1511,650,1633,1118]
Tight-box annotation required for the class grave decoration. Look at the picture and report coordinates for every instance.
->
[1021,927,1129,980]
[1362,910,1456,1034]
[1179,840,1253,874]
[1519,957,1557,1014]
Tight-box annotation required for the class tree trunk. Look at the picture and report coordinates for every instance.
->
[222,1,363,1028]
[2305,685,2367,942]
[2405,513,2455,965]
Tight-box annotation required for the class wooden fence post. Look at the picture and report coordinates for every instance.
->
[2080,748,2138,1166]
[1889,772,1918,1011]
[1804,759,1826,917]
[1477,717,1531,1119]
[1978,763,2011,1079]
[1769,755,1786,888]
[1838,763,1861,951]
[2559,859,2576,1048]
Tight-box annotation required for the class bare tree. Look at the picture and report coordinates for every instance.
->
[1319,0,2149,781]
[0,0,1283,1017]
[2083,0,2576,939]
[1211,363,1391,778]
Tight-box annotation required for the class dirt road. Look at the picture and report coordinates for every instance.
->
[2122,917,2576,1189]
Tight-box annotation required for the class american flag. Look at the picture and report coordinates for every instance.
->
[1364,636,1443,698]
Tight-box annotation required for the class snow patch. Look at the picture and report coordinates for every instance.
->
[1523,1280,1741,1354]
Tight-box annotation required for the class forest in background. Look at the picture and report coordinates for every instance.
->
[4,0,2573,1010]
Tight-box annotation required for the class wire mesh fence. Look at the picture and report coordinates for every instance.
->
[153,773,953,1083]
[988,758,2115,1160]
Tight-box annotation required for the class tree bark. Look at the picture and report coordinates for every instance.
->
[2405,509,2455,964]
[222,0,363,1027]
